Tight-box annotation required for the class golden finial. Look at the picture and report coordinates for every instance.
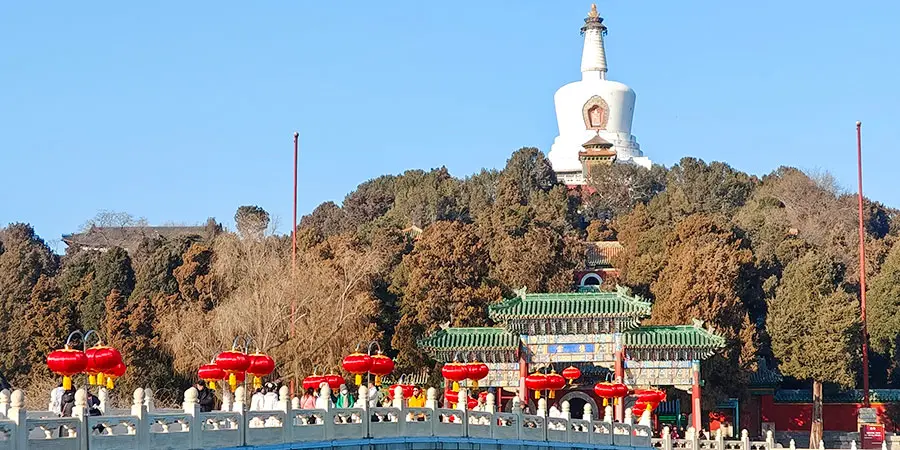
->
[588,4,599,18]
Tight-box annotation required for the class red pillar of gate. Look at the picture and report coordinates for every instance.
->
[519,350,529,405]
[692,361,702,431]
[615,349,624,422]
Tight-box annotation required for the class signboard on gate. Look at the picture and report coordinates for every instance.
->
[858,407,879,424]
[860,423,885,449]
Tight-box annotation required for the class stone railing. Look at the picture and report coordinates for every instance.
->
[653,429,892,450]
[0,385,659,450]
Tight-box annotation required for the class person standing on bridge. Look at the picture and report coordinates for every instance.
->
[196,381,215,412]
[300,387,317,409]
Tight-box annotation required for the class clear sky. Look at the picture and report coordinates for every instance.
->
[2,1,898,253]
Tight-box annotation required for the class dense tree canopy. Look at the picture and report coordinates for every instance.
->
[1,148,897,413]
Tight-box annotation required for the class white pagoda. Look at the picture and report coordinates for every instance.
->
[548,5,651,186]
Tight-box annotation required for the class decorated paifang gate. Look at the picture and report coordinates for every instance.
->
[418,286,726,431]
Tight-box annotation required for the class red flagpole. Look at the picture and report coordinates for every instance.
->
[290,131,299,397]
[856,121,870,407]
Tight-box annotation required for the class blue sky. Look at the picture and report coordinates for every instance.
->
[2,1,898,253]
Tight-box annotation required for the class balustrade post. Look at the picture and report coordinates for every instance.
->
[583,403,593,421]
[8,390,26,450]
[604,404,613,423]
[789,438,796,450]
[688,427,699,450]
[624,407,633,425]
[183,387,199,450]
[425,387,437,410]
[741,429,751,450]
[0,389,9,418]
[278,386,291,443]
[561,400,571,419]
[485,392,496,414]
[818,440,825,450]
[662,426,673,450]
[97,387,108,414]
[234,386,247,446]
[766,429,775,450]
[221,388,233,412]
[131,388,148,450]
[72,388,89,450]
[144,388,155,412]
[716,427,725,450]
[537,397,547,417]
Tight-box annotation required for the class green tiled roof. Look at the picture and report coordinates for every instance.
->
[774,389,900,403]
[417,327,520,351]
[749,357,783,387]
[488,286,651,321]
[623,324,726,349]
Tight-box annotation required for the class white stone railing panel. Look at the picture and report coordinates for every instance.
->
[290,409,327,442]
[547,417,568,442]
[399,407,434,437]
[245,410,286,446]
[197,411,242,449]
[368,407,401,438]
[632,424,653,447]
[85,415,140,450]
[26,417,81,450]
[520,414,546,441]
[591,420,614,445]
[612,422,633,447]
[433,409,464,437]
[0,420,13,450]
[569,418,591,443]
[146,412,192,450]
[325,409,366,440]
[467,410,492,439]
[492,412,519,440]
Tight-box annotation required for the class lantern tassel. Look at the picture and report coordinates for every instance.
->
[107,378,114,390]
[603,398,608,407]
[355,374,362,386]
[63,376,72,390]
[97,373,105,387]
[209,380,217,390]
[473,380,479,389]
[534,391,541,399]
[88,374,97,385]
[229,373,237,392]
[254,376,262,389]
[549,390,555,399]
[452,381,459,391]
[374,375,381,386]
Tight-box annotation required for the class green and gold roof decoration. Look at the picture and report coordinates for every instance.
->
[488,286,651,321]
[622,320,726,360]
[417,327,519,363]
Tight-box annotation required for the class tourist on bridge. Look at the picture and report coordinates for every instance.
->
[263,382,278,410]
[335,384,354,408]
[60,388,76,417]
[407,386,425,408]
[300,387,317,409]
[195,381,215,413]
[49,382,63,416]
[250,387,265,411]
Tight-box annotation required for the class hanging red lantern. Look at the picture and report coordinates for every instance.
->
[302,375,324,391]
[198,363,225,390]
[465,362,489,389]
[443,388,458,404]
[545,372,567,399]
[105,362,127,390]
[369,353,394,386]
[342,353,372,386]
[562,366,581,385]
[594,382,629,406]
[47,347,88,390]
[388,384,415,400]
[441,362,468,391]
[85,345,123,387]
[524,373,548,399]
[247,353,275,389]
[323,374,344,390]
[634,388,666,413]
[215,350,251,392]
[466,396,478,409]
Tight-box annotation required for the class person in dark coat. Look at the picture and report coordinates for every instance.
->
[60,389,76,417]
[196,380,215,412]
[86,392,102,416]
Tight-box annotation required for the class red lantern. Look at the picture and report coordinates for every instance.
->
[634,388,666,413]
[562,366,581,385]
[466,362,489,389]
[545,372,567,399]
[302,375,324,391]
[524,373,548,399]
[369,354,394,386]
[247,353,275,389]
[467,396,478,409]
[444,388,458,404]
[106,362,127,390]
[594,382,629,406]
[47,348,88,390]
[215,350,251,392]
[342,353,372,386]
[441,362,468,391]
[388,384,415,400]
[198,363,225,390]
[324,374,344,390]
[85,345,122,387]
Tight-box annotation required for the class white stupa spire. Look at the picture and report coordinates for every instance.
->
[580,4,608,80]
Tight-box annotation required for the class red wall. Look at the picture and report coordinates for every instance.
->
[758,394,895,432]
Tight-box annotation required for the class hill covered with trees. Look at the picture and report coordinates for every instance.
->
[2,147,899,408]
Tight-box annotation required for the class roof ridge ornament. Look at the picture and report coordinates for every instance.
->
[514,286,527,301]
[588,3,599,18]
[691,318,704,329]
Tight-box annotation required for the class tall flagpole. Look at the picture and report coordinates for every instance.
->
[290,131,299,396]
[856,121,870,407]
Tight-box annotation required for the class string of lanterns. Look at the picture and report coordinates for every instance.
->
[46,330,126,390]
[340,342,394,387]
[196,336,277,393]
